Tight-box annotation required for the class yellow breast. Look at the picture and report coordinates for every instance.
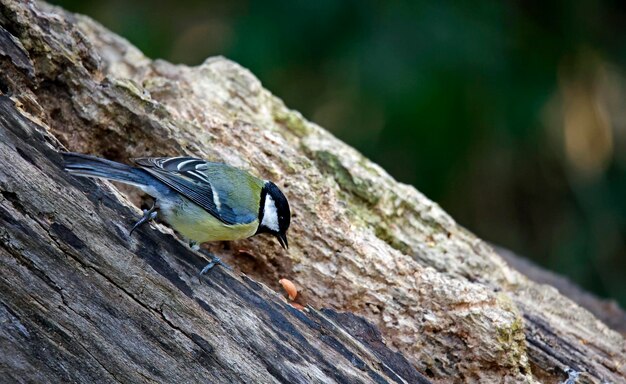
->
[161,198,259,243]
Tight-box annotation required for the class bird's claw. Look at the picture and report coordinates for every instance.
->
[129,204,157,236]
[199,254,232,275]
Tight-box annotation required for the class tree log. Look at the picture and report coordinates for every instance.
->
[0,1,624,383]
[0,94,434,384]
[496,246,626,338]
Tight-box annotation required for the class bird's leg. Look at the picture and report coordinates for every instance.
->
[200,254,231,274]
[189,241,231,274]
[188,240,201,251]
[129,202,158,236]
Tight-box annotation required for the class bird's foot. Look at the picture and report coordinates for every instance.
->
[187,241,232,274]
[199,252,232,274]
[129,204,158,236]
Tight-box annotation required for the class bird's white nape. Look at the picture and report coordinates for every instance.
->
[261,194,280,232]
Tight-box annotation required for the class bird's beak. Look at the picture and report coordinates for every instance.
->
[277,233,288,249]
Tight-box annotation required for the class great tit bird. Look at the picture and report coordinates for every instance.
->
[61,152,291,272]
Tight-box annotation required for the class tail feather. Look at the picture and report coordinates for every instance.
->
[62,152,150,188]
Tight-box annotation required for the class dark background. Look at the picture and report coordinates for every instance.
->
[52,0,626,307]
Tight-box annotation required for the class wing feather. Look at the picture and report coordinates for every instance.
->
[133,157,261,225]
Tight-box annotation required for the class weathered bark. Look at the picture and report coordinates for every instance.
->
[0,1,624,383]
[496,246,626,337]
[0,78,430,384]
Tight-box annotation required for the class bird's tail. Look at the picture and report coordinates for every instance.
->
[62,152,150,188]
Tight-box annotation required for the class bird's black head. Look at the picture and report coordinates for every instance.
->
[257,181,291,249]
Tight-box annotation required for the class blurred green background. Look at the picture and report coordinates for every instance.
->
[53,0,626,306]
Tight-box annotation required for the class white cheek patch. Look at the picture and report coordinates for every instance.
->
[261,195,279,232]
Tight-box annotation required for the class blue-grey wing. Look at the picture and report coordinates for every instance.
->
[133,157,261,225]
